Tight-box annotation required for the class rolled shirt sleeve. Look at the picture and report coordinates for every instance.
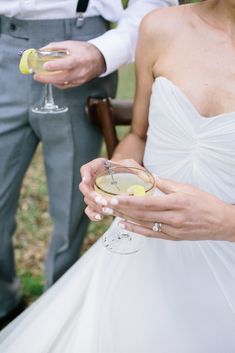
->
[89,0,179,76]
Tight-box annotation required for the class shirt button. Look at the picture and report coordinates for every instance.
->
[9,23,17,31]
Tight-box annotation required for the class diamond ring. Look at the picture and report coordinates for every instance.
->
[152,222,162,232]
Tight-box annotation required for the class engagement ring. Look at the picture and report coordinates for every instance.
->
[152,222,162,232]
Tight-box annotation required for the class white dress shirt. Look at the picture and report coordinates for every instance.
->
[0,0,178,74]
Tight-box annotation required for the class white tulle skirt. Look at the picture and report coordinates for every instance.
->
[0,218,235,353]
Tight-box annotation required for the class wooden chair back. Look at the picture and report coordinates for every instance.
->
[86,97,133,159]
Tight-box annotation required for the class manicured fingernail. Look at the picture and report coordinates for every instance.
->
[95,214,102,220]
[110,198,119,206]
[82,176,86,182]
[102,207,113,215]
[118,222,125,229]
[95,196,107,206]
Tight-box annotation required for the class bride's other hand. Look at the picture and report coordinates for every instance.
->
[79,158,143,221]
[108,177,235,242]
[80,158,106,221]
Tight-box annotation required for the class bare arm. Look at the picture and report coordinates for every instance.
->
[112,14,160,164]
[79,13,160,220]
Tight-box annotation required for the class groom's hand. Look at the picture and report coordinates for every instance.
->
[33,41,106,89]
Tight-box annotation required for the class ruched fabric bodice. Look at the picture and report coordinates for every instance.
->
[144,76,235,204]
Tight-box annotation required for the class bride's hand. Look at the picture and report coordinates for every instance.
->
[79,158,106,221]
[79,158,143,221]
[107,177,235,242]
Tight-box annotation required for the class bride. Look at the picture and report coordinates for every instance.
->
[1,1,235,352]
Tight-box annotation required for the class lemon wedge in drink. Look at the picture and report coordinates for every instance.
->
[127,185,146,196]
[19,48,36,74]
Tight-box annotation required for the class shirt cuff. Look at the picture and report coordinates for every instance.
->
[89,29,134,77]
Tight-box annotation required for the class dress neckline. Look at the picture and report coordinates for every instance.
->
[154,76,235,120]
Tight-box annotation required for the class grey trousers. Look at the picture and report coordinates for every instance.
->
[0,15,117,317]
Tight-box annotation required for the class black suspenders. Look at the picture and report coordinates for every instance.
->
[76,0,89,27]
[76,0,89,13]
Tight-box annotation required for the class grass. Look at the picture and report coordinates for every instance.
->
[14,64,135,302]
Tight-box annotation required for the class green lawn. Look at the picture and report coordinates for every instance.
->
[14,64,135,302]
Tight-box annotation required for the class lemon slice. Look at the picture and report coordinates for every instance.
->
[127,185,146,196]
[19,48,36,74]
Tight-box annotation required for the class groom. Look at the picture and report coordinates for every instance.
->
[0,0,178,329]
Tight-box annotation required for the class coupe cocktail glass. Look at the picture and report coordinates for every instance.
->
[95,165,155,255]
[28,49,69,114]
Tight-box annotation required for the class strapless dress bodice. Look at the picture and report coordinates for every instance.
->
[144,77,235,204]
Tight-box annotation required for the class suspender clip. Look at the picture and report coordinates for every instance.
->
[76,13,85,28]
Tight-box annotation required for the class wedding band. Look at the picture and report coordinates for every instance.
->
[63,81,69,85]
[152,222,162,232]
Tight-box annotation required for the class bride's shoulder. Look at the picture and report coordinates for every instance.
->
[140,4,194,43]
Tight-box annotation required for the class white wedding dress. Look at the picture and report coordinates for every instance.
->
[1,77,235,353]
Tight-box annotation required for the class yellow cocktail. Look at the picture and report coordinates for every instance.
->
[19,49,69,114]
[95,165,155,254]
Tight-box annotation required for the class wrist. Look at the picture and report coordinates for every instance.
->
[224,204,235,242]
[111,154,124,163]
[87,43,107,76]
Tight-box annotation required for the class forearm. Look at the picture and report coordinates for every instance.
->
[111,132,146,164]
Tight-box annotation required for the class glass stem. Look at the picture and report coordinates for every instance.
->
[44,83,56,109]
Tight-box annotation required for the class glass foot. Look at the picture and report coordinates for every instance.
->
[102,231,145,255]
[31,105,68,114]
